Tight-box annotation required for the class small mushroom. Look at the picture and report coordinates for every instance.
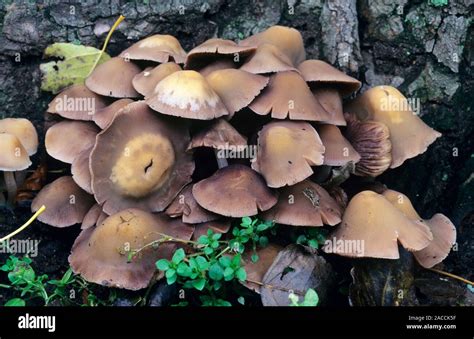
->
[344,113,392,177]
[252,121,325,188]
[47,84,108,121]
[249,71,331,121]
[119,34,187,64]
[85,57,141,98]
[345,86,441,168]
[382,189,457,268]
[242,243,283,293]
[239,43,297,74]
[318,125,360,167]
[239,26,306,65]
[45,120,99,164]
[145,70,229,120]
[165,184,220,224]
[71,146,93,194]
[262,180,342,227]
[191,219,232,242]
[0,118,39,156]
[198,59,237,77]
[323,191,433,259]
[192,164,278,217]
[206,69,269,115]
[185,38,256,69]
[90,101,194,215]
[69,208,194,290]
[81,203,103,230]
[132,62,182,98]
[92,98,134,129]
[31,176,95,228]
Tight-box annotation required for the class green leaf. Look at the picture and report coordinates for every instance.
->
[195,256,209,271]
[302,288,319,306]
[172,249,186,264]
[192,278,206,291]
[223,267,234,280]
[198,235,209,245]
[5,298,25,307]
[166,273,177,285]
[259,236,269,247]
[235,267,247,281]
[241,216,252,227]
[296,234,307,245]
[251,253,259,263]
[165,269,176,279]
[218,256,231,268]
[237,296,245,305]
[204,247,214,256]
[257,223,271,232]
[231,254,241,267]
[212,233,222,241]
[308,239,319,249]
[40,43,111,93]
[156,259,170,271]
[208,263,224,281]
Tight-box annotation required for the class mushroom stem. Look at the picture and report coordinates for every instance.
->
[214,149,228,169]
[15,170,27,188]
[3,171,17,205]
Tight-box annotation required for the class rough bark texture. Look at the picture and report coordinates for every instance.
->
[0,0,472,305]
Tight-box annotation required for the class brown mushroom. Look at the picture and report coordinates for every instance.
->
[198,59,237,77]
[318,125,360,167]
[92,98,134,129]
[239,26,306,65]
[206,69,269,115]
[132,62,182,98]
[165,184,220,224]
[311,88,346,126]
[31,176,95,228]
[0,118,39,156]
[145,70,229,120]
[262,180,342,227]
[90,101,194,215]
[185,38,256,69]
[242,243,283,293]
[344,113,392,177]
[81,203,103,229]
[192,164,278,217]
[47,84,108,121]
[323,191,433,259]
[191,219,232,242]
[252,121,325,188]
[345,86,441,168]
[249,71,331,122]
[239,43,297,74]
[382,189,457,268]
[69,208,194,290]
[85,57,141,98]
[45,120,99,164]
[119,34,187,64]
[71,146,93,194]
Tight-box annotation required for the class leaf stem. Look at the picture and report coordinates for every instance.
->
[0,205,46,243]
[426,267,473,285]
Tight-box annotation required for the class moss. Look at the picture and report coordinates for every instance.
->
[429,0,448,7]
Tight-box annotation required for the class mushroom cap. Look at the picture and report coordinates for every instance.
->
[185,38,256,69]
[47,84,108,121]
[298,60,361,96]
[0,134,31,171]
[242,243,283,293]
[119,34,187,64]
[192,164,278,217]
[249,71,331,121]
[93,99,134,129]
[132,62,182,98]
[206,69,269,114]
[198,59,237,77]
[69,208,194,290]
[85,57,141,98]
[239,43,297,74]
[312,87,346,126]
[382,189,457,268]
[187,118,247,151]
[90,101,194,215]
[145,70,229,120]
[0,118,38,156]
[191,219,231,241]
[318,125,360,167]
[345,86,441,168]
[81,203,103,229]
[45,120,99,164]
[262,180,342,227]
[165,184,220,224]
[240,26,306,65]
[71,146,93,194]
[252,121,325,188]
[31,176,95,228]
[344,113,392,177]
[323,191,433,259]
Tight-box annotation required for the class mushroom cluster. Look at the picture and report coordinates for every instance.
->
[32,26,456,290]
[0,118,38,204]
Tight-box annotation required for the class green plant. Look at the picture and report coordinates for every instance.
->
[151,217,276,306]
[289,288,319,306]
[294,228,328,250]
